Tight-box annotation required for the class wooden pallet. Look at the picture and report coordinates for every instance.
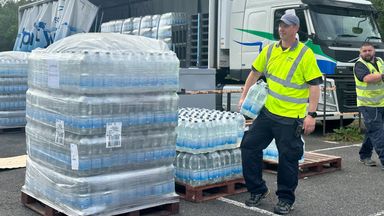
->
[0,126,25,133]
[263,152,342,178]
[21,192,179,216]
[175,178,247,202]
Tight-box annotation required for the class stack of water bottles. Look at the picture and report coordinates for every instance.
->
[22,33,179,215]
[102,12,187,49]
[157,12,187,49]
[175,108,245,187]
[100,20,123,33]
[0,51,29,128]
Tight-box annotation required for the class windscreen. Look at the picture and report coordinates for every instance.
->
[310,5,381,43]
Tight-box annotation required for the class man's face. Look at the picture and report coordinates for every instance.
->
[278,23,299,41]
[360,45,375,62]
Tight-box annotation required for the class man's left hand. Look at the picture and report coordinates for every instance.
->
[303,116,316,135]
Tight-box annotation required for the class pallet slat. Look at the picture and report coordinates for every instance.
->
[263,152,342,178]
[0,127,25,133]
[175,178,247,202]
[21,192,179,216]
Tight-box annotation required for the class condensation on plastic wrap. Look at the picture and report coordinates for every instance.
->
[22,157,178,216]
[0,51,29,128]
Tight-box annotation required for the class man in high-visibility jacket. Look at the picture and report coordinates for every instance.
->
[238,13,322,215]
[353,42,384,169]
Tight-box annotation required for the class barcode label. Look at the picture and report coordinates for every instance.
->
[106,122,122,148]
[55,119,65,146]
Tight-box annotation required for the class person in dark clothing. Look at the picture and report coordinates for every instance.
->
[353,42,384,169]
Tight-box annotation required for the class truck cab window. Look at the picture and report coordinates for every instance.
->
[273,8,308,42]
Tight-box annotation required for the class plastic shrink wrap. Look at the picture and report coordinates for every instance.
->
[23,33,179,216]
[0,51,29,128]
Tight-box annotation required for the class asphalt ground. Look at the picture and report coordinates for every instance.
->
[1,125,383,216]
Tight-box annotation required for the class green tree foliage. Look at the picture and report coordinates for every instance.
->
[0,0,32,51]
[370,0,384,35]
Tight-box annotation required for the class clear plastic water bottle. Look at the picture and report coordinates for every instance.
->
[199,154,208,185]
[189,154,201,186]
[220,150,232,180]
[182,153,190,184]
[199,120,208,152]
[207,151,221,183]
[230,148,243,179]
[235,113,245,145]
[175,152,183,181]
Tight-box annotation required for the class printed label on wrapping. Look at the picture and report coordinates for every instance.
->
[70,143,79,170]
[106,122,122,148]
[55,119,65,146]
[48,60,60,88]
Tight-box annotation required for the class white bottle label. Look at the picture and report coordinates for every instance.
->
[47,60,60,88]
[70,143,79,170]
[106,122,122,148]
[55,119,65,146]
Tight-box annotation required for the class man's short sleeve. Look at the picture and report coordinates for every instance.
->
[302,48,323,82]
[354,61,370,82]
[251,45,270,73]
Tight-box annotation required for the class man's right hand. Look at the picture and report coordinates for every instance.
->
[238,98,244,111]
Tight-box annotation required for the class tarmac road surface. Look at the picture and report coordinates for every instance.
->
[1,126,383,216]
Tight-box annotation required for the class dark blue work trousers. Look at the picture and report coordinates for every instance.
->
[358,106,384,165]
[240,110,304,205]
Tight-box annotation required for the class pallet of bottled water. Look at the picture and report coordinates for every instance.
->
[263,138,305,163]
[0,51,28,128]
[176,108,245,153]
[22,33,179,216]
[174,108,245,186]
[103,12,187,49]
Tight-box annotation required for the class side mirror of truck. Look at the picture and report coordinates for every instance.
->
[352,27,363,34]
[373,11,380,19]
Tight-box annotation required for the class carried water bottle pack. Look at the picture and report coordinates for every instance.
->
[240,79,268,119]
[0,51,29,128]
[23,34,179,216]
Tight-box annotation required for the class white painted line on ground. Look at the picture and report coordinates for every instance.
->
[309,144,361,153]
[323,140,339,144]
[368,211,384,216]
[217,197,279,216]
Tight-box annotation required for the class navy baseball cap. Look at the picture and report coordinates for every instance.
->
[279,13,300,26]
